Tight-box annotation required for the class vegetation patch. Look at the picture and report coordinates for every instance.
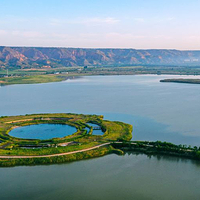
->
[160,78,200,84]
[0,74,68,85]
[112,141,200,161]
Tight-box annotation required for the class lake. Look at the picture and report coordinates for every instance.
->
[9,124,77,140]
[0,75,200,200]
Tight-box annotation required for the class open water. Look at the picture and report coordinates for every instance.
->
[0,75,200,200]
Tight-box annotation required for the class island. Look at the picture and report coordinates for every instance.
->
[160,78,200,84]
[0,113,200,167]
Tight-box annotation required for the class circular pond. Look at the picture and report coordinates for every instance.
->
[9,124,77,140]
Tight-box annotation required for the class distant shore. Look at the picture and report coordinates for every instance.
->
[1,66,200,86]
[160,78,200,84]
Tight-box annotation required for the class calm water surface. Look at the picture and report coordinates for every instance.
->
[1,154,200,200]
[0,75,200,200]
[9,124,77,139]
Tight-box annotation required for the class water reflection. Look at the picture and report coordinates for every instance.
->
[125,151,200,167]
[1,153,200,200]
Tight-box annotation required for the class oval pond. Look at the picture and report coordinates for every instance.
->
[9,124,77,140]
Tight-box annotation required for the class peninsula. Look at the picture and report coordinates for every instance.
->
[0,113,200,167]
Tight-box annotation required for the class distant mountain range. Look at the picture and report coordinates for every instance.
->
[0,46,200,69]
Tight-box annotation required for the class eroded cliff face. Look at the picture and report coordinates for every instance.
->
[0,46,200,68]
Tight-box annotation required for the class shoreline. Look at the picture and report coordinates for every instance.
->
[160,78,200,84]
[112,141,200,162]
[1,67,200,86]
[0,143,111,159]
[1,141,200,167]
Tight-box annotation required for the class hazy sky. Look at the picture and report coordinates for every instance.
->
[0,0,200,49]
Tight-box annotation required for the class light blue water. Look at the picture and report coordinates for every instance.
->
[9,124,77,140]
[1,75,200,146]
[1,75,200,200]
[87,123,104,135]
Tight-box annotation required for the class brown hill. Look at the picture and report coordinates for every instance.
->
[0,46,200,69]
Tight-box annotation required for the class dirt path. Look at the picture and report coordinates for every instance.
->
[0,143,111,159]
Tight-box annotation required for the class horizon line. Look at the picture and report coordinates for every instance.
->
[1,45,200,51]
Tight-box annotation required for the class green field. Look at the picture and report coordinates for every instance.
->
[0,74,69,85]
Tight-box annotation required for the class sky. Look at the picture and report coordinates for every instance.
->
[0,0,200,50]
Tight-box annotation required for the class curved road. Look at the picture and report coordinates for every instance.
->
[0,143,111,159]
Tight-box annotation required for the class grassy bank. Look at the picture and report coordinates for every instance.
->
[0,146,122,167]
[160,78,200,84]
[0,74,69,85]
